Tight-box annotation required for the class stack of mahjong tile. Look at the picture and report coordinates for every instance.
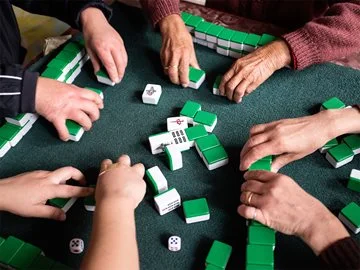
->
[181,11,276,59]
[39,39,104,142]
[338,202,360,234]
[205,240,232,269]
[0,236,71,269]
[0,113,38,159]
[317,97,360,168]
[148,100,229,172]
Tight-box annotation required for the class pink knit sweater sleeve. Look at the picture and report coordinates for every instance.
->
[140,0,180,27]
[282,0,360,70]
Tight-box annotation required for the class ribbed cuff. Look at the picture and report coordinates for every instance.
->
[21,70,38,113]
[319,237,360,270]
[282,28,321,70]
[150,0,180,27]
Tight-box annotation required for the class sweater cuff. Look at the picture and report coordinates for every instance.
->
[319,237,360,270]
[149,1,180,27]
[282,28,321,70]
[21,70,38,113]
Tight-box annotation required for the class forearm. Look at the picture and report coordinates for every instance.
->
[81,198,139,270]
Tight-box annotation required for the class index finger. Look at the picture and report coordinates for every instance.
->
[243,170,277,182]
[219,68,234,96]
[97,49,120,84]
[240,141,277,171]
[50,166,85,185]
[179,51,190,87]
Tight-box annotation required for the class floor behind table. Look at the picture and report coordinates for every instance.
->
[0,3,359,270]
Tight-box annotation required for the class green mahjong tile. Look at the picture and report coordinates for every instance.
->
[218,28,235,42]
[51,261,73,270]
[343,134,360,152]
[195,21,212,34]
[0,122,22,141]
[246,244,274,266]
[0,138,9,149]
[248,157,272,171]
[230,48,242,54]
[146,170,161,194]
[323,138,339,149]
[347,177,360,192]
[193,111,217,126]
[248,225,276,246]
[218,45,228,50]
[185,15,204,28]
[84,194,96,207]
[154,187,175,199]
[205,264,222,270]
[164,146,175,170]
[0,237,5,246]
[0,236,25,264]
[327,143,354,162]
[249,220,266,227]
[205,240,232,269]
[321,97,346,110]
[189,67,205,83]
[181,12,192,23]
[341,202,360,227]
[49,198,70,208]
[185,125,208,141]
[28,254,55,269]
[244,34,261,47]
[56,50,77,63]
[96,68,110,79]
[195,134,220,153]
[41,67,63,80]
[63,42,83,54]
[85,87,103,96]
[47,58,69,72]
[246,264,274,270]
[66,120,82,136]
[12,113,25,121]
[207,24,224,37]
[213,75,222,89]
[183,198,209,218]
[9,242,42,268]
[180,100,201,118]
[231,31,248,44]
[203,145,228,165]
[258,34,276,46]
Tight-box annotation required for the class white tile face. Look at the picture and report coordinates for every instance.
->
[9,132,23,147]
[0,141,11,158]
[29,114,39,125]
[20,121,32,136]
[168,236,181,251]
[216,46,229,56]
[62,198,77,213]
[84,205,95,211]
[185,214,210,224]
[207,42,217,50]
[195,31,206,40]
[186,26,194,33]
[325,153,353,168]
[149,132,174,155]
[218,39,230,48]
[242,44,256,53]
[350,169,360,180]
[319,146,330,154]
[193,118,217,133]
[196,38,208,47]
[69,238,84,254]
[97,75,115,86]
[230,42,243,51]
[213,87,220,96]
[229,50,242,59]
[204,157,229,171]
[66,67,81,84]
[69,128,84,142]
[165,145,183,171]
[169,129,190,151]
[142,84,162,105]
[147,166,168,193]
[154,189,181,215]
[206,35,217,43]
[339,213,360,234]
[189,74,205,90]
[167,117,188,131]
[5,113,31,127]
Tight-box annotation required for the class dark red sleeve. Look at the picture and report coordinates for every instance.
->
[319,237,360,270]
[282,0,360,70]
[140,0,180,27]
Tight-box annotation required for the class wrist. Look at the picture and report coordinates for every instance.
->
[0,180,11,211]
[301,208,349,255]
[80,7,107,29]
[97,196,137,212]
[159,14,184,34]
[268,40,291,69]
[326,107,360,138]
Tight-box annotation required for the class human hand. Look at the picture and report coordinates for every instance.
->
[81,7,128,83]
[96,155,146,209]
[238,171,349,255]
[219,40,291,103]
[35,77,103,141]
[240,110,345,172]
[159,14,199,87]
[0,167,93,221]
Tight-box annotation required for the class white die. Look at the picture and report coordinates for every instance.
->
[168,236,181,252]
[142,84,162,105]
[69,238,84,254]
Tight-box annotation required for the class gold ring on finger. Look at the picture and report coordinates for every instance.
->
[247,192,254,206]
[163,65,178,70]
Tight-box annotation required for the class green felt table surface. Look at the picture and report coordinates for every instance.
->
[0,3,360,270]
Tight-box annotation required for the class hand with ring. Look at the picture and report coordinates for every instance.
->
[238,171,349,255]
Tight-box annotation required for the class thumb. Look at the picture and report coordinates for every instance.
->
[32,205,66,221]
[272,153,298,172]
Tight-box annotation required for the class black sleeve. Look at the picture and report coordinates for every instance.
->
[319,237,360,270]
[0,64,38,117]
[10,0,112,29]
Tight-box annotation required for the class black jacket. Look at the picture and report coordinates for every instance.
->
[0,0,111,117]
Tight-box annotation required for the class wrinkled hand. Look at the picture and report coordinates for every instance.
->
[240,110,344,172]
[219,40,291,103]
[0,167,93,220]
[238,171,349,255]
[81,7,128,84]
[96,155,146,209]
[35,77,103,141]
[159,14,199,87]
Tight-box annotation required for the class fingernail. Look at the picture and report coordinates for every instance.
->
[182,84,188,88]
[116,77,121,84]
